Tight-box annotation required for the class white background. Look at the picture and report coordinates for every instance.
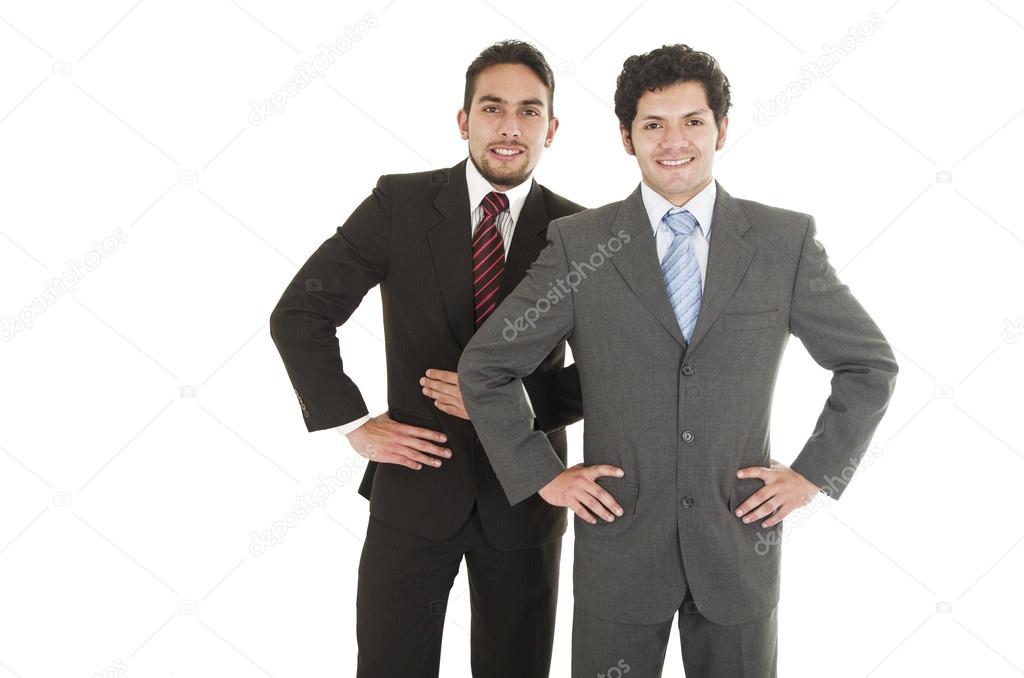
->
[2,0,1022,676]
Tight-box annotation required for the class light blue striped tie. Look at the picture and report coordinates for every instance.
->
[660,208,702,343]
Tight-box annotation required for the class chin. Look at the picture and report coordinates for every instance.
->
[481,162,531,188]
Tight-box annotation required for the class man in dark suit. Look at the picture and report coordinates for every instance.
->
[269,40,584,678]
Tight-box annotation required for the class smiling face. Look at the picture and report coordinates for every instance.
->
[621,80,728,206]
[458,63,558,191]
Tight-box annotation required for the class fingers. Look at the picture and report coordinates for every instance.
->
[734,467,811,526]
[424,369,458,386]
[562,466,626,522]
[761,507,790,528]
[740,497,780,525]
[397,433,451,459]
[379,452,429,471]
[735,487,787,527]
[736,465,770,479]
[391,420,448,445]
[578,491,618,522]
[590,487,624,518]
[371,417,452,470]
[585,464,625,480]
[377,443,447,470]
[569,500,599,525]
[421,373,470,421]
[422,384,461,409]
[420,376,459,398]
[433,402,470,420]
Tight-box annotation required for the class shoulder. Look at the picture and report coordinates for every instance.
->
[540,198,628,252]
[549,197,622,230]
[377,166,450,192]
[537,184,586,220]
[728,193,815,247]
[731,194,812,228]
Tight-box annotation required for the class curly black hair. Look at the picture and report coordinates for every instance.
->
[614,44,731,136]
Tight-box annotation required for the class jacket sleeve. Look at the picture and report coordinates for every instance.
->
[269,175,392,432]
[788,215,899,500]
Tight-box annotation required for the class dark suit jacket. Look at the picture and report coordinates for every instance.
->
[269,159,585,549]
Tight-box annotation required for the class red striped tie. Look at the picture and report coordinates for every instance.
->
[472,191,510,328]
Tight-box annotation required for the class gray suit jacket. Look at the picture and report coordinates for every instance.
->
[457,182,898,625]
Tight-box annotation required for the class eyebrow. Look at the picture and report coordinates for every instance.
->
[638,108,711,120]
[478,95,547,109]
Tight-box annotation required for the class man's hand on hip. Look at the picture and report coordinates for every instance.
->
[346,413,451,470]
[421,369,469,420]
[733,459,820,528]
[538,463,626,525]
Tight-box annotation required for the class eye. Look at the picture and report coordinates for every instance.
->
[644,121,662,130]
[686,119,704,126]
[483,106,499,113]
[522,109,540,117]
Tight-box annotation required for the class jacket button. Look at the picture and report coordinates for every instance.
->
[681,430,695,443]
[681,364,694,376]
[680,496,695,509]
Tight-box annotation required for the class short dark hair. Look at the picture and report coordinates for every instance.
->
[614,44,731,135]
[464,40,555,118]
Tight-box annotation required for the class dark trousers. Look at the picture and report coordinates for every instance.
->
[355,504,561,678]
[571,589,778,678]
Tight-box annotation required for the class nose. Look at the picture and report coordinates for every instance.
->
[498,111,521,140]
[660,124,691,150]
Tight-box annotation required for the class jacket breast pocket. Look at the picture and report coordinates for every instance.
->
[722,309,780,331]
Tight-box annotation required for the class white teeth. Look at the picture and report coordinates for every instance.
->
[493,148,522,156]
[659,158,693,166]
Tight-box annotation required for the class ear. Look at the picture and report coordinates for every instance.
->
[544,116,560,147]
[715,115,729,151]
[619,124,635,156]
[457,109,469,140]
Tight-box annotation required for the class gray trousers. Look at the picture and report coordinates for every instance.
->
[571,589,778,678]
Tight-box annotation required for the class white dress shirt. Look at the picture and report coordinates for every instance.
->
[639,178,716,291]
[465,157,532,248]
[335,160,534,436]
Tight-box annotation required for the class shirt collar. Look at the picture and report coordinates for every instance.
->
[465,157,533,224]
[640,178,716,239]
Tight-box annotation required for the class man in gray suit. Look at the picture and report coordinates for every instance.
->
[457,44,898,677]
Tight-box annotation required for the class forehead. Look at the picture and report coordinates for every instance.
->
[471,63,549,105]
[636,80,710,111]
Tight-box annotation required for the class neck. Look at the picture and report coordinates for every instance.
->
[657,177,712,207]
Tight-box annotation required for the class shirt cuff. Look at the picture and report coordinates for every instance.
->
[335,414,370,436]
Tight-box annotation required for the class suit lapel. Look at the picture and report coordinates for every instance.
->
[609,185,687,348]
[500,179,547,304]
[426,160,475,349]
[685,182,754,355]
[607,181,755,354]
